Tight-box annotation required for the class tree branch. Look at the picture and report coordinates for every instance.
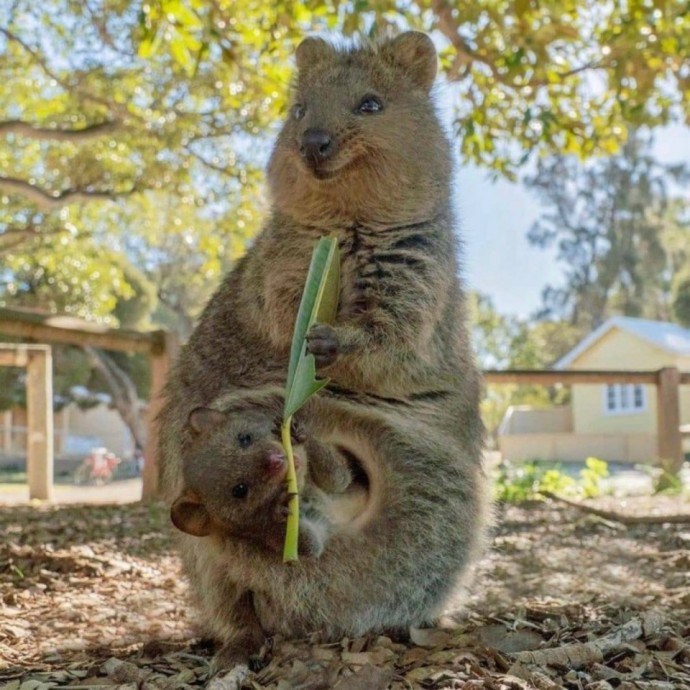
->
[0,220,72,254]
[430,0,604,86]
[0,176,138,211]
[542,491,690,525]
[0,27,135,121]
[184,145,235,174]
[430,0,476,81]
[83,347,147,450]
[510,611,664,671]
[0,119,120,142]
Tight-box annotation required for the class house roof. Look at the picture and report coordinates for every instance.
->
[554,316,690,369]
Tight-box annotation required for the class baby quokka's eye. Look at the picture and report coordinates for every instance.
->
[237,433,252,448]
[356,95,383,114]
[232,483,249,499]
[291,103,306,121]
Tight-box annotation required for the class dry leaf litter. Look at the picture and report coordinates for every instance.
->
[1,495,689,689]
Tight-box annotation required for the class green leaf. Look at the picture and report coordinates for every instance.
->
[285,357,329,419]
[283,236,340,417]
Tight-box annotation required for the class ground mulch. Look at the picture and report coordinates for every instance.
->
[1,495,689,689]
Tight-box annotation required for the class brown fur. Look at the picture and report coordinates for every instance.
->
[157,31,490,668]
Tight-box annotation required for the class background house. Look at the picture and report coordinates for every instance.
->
[0,403,136,474]
[499,317,690,464]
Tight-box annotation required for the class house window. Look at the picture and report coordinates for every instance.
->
[604,384,646,414]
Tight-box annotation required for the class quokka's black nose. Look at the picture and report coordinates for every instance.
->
[300,129,336,163]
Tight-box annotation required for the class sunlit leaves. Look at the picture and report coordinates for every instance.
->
[2,0,690,336]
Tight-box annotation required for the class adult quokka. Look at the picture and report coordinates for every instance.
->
[157,31,490,668]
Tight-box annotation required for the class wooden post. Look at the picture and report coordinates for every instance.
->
[656,367,683,475]
[2,409,11,454]
[142,333,179,500]
[26,347,53,501]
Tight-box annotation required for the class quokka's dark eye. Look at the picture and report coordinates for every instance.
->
[356,95,383,114]
[237,433,252,448]
[232,483,249,499]
[292,104,306,121]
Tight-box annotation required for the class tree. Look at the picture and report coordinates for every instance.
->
[526,133,690,330]
[146,0,690,176]
[673,275,690,328]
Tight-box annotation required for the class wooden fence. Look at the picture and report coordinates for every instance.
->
[484,368,690,474]
[0,307,178,499]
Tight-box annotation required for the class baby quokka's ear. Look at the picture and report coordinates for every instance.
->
[381,31,437,91]
[188,407,227,434]
[170,491,212,537]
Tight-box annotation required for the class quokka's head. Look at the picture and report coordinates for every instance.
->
[268,32,452,228]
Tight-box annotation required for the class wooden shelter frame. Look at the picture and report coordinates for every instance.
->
[0,307,176,500]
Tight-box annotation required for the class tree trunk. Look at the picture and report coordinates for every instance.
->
[82,347,147,451]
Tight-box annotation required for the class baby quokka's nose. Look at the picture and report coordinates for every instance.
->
[300,128,336,163]
[265,449,286,476]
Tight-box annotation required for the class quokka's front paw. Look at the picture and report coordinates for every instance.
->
[306,323,339,368]
[290,417,307,445]
[271,486,292,523]
[297,524,325,558]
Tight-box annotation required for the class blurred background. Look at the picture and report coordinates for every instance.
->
[1,0,689,490]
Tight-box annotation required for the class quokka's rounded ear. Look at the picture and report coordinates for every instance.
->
[296,36,333,71]
[170,493,212,537]
[381,31,437,91]
[188,407,227,434]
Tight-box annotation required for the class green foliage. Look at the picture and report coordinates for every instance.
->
[2,1,689,338]
[495,457,609,503]
[654,456,685,495]
[580,457,610,499]
[111,260,158,330]
[672,274,690,328]
[495,462,573,503]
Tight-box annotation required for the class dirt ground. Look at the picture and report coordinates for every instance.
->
[0,479,142,506]
[1,494,689,690]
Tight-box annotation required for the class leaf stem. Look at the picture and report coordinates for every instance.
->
[281,416,300,562]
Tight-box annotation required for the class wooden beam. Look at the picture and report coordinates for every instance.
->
[484,369,660,385]
[2,409,11,454]
[0,348,30,366]
[656,367,683,475]
[26,347,53,501]
[0,307,161,354]
[142,333,179,499]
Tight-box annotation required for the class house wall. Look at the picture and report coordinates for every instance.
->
[62,405,134,458]
[499,432,658,464]
[568,328,690,442]
[498,405,573,435]
[0,403,134,461]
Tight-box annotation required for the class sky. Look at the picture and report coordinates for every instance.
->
[457,125,690,319]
